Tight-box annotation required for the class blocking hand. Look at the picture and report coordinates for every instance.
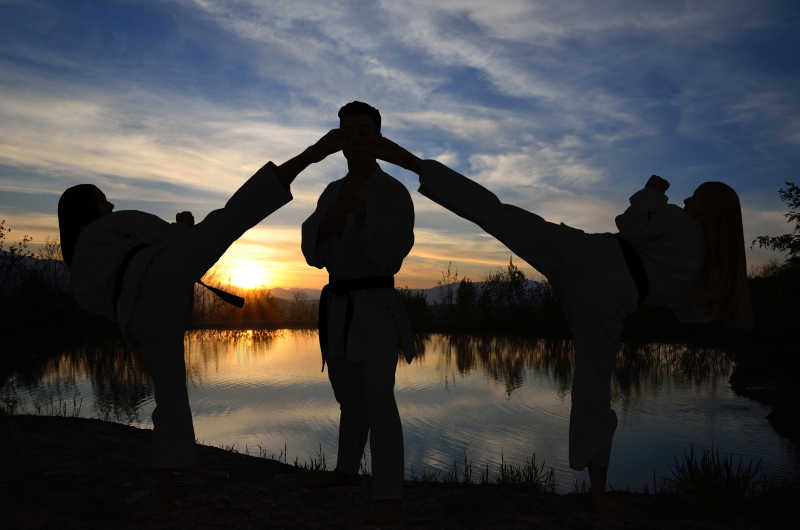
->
[310,129,346,163]
[362,136,421,174]
[645,174,670,193]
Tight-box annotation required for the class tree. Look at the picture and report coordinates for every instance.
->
[752,182,800,264]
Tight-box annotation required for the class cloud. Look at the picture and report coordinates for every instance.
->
[1,0,797,287]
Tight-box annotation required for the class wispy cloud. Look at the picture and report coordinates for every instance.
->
[1,0,797,287]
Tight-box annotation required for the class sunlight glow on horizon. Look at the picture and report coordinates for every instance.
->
[227,260,271,289]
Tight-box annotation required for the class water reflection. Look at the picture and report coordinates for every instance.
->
[422,334,733,400]
[1,330,795,492]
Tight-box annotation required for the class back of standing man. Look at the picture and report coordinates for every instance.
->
[301,101,415,525]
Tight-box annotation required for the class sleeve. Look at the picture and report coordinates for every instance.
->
[360,176,414,269]
[224,161,293,232]
[417,159,502,230]
[301,182,336,269]
[416,159,554,271]
[614,187,672,245]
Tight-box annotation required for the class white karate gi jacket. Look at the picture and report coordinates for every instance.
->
[71,162,292,333]
[415,158,708,470]
[615,187,706,322]
[301,166,415,364]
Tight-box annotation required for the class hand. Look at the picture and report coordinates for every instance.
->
[645,174,670,193]
[309,129,345,163]
[319,188,366,241]
[364,136,422,174]
[176,211,195,226]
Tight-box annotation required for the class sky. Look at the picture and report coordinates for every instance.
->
[1,0,798,289]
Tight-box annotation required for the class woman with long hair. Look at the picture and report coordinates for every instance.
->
[366,135,753,513]
[57,130,344,509]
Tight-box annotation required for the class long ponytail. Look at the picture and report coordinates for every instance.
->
[687,182,753,330]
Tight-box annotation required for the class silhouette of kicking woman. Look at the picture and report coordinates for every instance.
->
[57,130,344,509]
[366,136,753,512]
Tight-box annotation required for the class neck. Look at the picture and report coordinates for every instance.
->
[346,158,378,180]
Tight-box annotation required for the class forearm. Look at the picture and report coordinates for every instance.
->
[418,159,501,229]
[274,147,320,190]
[396,149,423,175]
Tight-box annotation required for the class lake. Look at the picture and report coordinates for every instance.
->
[2,329,798,493]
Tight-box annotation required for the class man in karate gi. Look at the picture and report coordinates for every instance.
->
[301,101,415,524]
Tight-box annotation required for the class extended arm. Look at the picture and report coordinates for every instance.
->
[369,137,551,271]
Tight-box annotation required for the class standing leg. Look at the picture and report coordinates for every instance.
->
[140,333,197,472]
[363,353,404,501]
[327,359,369,475]
[568,319,623,512]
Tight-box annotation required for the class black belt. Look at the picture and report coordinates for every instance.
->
[318,276,394,371]
[111,243,245,323]
[615,234,649,306]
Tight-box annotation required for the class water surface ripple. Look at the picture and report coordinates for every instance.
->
[2,329,797,492]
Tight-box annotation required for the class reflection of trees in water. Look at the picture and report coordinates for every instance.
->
[1,340,152,423]
[424,334,734,399]
[614,342,734,400]
[183,329,311,381]
[1,329,308,421]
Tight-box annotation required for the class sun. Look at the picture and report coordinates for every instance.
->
[228,261,269,289]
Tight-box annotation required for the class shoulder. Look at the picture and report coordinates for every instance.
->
[319,178,345,197]
[374,168,412,199]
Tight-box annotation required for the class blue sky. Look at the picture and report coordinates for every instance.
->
[1,0,798,288]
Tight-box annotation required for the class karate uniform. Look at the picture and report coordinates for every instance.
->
[416,159,705,471]
[301,165,414,500]
[70,162,292,469]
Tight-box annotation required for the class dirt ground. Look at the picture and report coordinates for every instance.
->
[0,415,788,529]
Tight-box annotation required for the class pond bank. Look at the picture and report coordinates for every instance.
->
[730,338,800,447]
[2,415,794,529]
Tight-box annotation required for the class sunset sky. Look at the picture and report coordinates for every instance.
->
[1,1,798,289]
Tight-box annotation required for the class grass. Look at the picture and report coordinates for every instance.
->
[6,400,794,510]
[665,445,764,498]
[1,396,84,417]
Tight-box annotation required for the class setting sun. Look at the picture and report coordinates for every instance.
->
[228,261,270,289]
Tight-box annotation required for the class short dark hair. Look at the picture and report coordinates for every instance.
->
[58,184,102,266]
[337,101,381,133]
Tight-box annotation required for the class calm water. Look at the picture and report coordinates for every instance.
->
[3,329,798,493]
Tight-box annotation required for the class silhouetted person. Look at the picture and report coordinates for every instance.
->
[57,130,344,510]
[301,102,414,525]
[366,136,753,514]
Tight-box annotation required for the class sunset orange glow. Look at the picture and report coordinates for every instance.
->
[228,261,270,289]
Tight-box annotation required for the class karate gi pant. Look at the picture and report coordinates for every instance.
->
[327,353,404,500]
[120,163,290,470]
[477,208,637,470]
[419,160,638,471]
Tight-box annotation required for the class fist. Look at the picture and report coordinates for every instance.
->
[311,129,345,162]
[645,174,669,193]
[176,211,195,226]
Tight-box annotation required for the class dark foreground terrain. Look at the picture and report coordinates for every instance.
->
[1,415,795,529]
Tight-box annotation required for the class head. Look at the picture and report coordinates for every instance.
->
[57,184,114,266]
[686,181,753,330]
[338,101,381,164]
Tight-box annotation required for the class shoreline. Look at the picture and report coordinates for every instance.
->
[2,415,795,529]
